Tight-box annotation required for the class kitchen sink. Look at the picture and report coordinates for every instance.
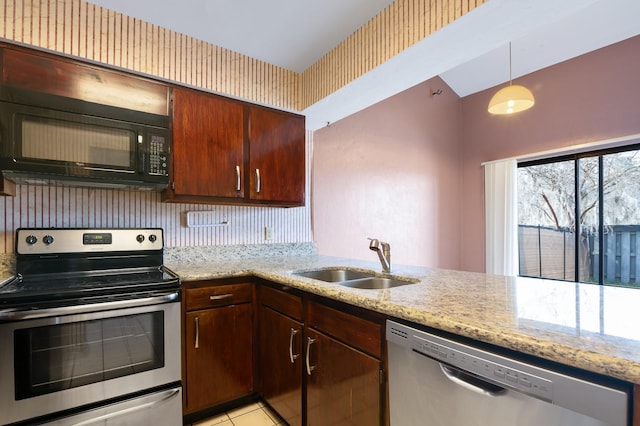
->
[292,268,376,282]
[338,276,418,289]
[291,267,419,289]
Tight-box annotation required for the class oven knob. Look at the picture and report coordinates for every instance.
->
[149,234,157,243]
[25,235,37,245]
[136,234,145,243]
[43,235,54,245]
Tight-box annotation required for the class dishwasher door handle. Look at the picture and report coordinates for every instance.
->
[439,363,506,397]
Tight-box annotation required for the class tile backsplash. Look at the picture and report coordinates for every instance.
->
[0,183,312,254]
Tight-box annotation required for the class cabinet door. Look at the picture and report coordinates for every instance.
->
[184,303,253,413]
[305,329,382,426]
[172,88,244,198]
[1,46,169,115]
[259,306,303,426]
[248,107,305,205]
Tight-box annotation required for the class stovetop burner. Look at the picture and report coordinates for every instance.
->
[2,228,180,310]
[0,266,179,304]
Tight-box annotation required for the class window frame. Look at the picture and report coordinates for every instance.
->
[518,142,640,286]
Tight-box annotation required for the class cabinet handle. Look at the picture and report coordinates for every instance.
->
[289,328,300,363]
[194,317,200,349]
[235,165,241,191]
[306,337,316,375]
[255,168,261,193]
[209,294,233,301]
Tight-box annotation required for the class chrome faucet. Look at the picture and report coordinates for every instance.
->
[368,238,391,273]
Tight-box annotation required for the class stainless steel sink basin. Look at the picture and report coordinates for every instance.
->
[291,267,419,289]
[292,268,375,282]
[338,277,418,289]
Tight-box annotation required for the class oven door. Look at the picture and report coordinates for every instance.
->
[0,295,180,425]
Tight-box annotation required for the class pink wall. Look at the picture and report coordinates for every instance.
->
[460,35,640,272]
[313,35,640,272]
[312,78,462,268]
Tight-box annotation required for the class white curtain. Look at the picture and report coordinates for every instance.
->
[484,159,519,276]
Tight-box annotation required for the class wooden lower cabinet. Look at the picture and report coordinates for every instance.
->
[183,281,385,423]
[258,284,385,426]
[183,282,254,415]
[305,328,382,426]
[259,306,303,426]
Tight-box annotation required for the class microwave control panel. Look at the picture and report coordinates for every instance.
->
[148,134,169,176]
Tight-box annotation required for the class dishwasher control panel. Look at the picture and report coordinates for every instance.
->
[412,334,553,401]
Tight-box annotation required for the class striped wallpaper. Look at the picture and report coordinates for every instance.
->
[0,0,299,110]
[299,0,486,109]
[0,169,312,253]
[0,0,480,253]
[0,0,483,115]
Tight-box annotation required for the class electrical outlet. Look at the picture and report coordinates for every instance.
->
[264,226,273,241]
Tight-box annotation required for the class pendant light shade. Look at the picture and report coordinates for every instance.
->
[488,84,535,114]
[488,42,535,115]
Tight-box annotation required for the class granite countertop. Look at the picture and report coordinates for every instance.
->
[167,254,640,385]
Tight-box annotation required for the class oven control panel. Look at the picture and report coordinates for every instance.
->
[16,228,164,254]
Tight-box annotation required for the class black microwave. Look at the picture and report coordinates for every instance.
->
[0,90,170,190]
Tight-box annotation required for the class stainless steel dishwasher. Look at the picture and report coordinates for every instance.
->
[386,320,631,426]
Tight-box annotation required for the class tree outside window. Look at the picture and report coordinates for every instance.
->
[517,146,640,288]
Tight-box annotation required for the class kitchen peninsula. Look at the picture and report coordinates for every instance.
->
[168,248,640,424]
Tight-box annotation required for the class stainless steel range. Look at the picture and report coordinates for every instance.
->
[0,228,182,426]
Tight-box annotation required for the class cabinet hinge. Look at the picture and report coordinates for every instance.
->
[379,369,385,385]
[171,181,175,190]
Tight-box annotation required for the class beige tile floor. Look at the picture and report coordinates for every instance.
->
[192,401,285,426]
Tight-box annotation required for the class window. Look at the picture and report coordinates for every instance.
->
[517,145,640,288]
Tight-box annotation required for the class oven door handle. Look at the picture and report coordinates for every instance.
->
[0,290,180,320]
[67,386,181,426]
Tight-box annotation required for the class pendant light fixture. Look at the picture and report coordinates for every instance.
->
[488,42,535,115]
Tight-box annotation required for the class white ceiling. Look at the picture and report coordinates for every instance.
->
[88,0,640,129]
[440,0,640,97]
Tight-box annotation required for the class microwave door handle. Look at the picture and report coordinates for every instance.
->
[137,134,146,174]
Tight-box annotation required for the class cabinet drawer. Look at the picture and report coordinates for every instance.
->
[260,285,303,321]
[185,283,252,311]
[307,301,382,358]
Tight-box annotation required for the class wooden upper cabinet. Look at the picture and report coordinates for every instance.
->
[0,44,169,116]
[169,87,244,199]
[164,87,306,206]
[248,106,305,205]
